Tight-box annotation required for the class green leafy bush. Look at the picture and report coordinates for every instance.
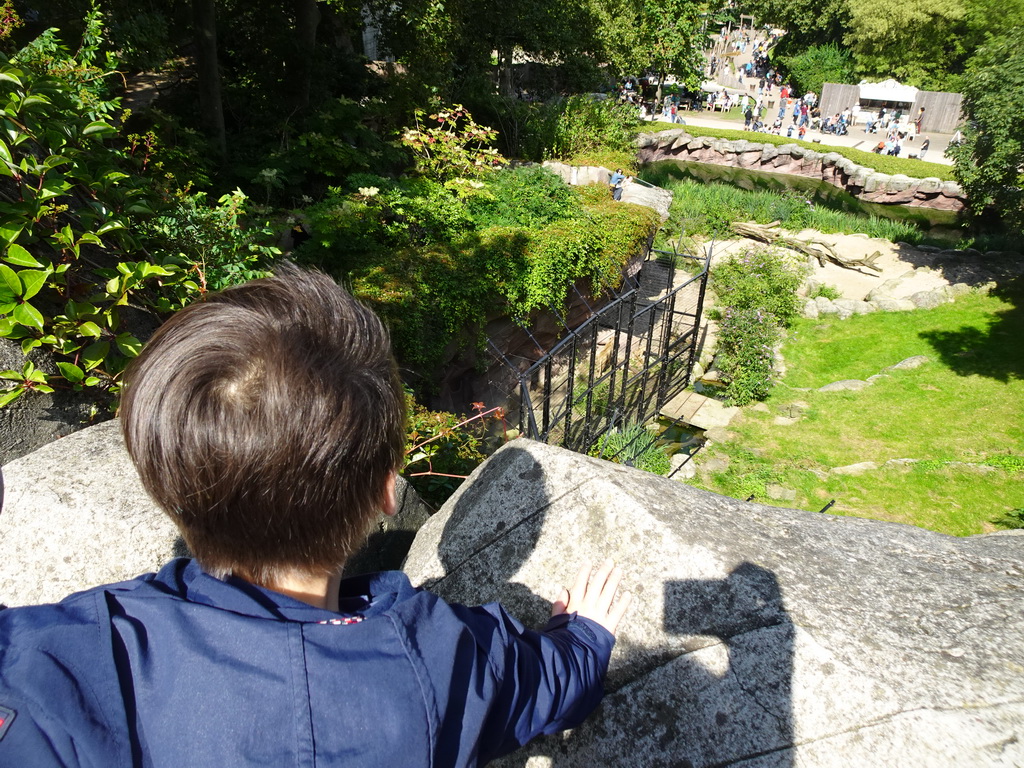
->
[301,172,657,375]
[715,307,783,406]
[0,19,280,406]
[400,104,507,183]
[709,248,806,405]
[593,424,672,475]
[465,165,579,229]
[712,248,807,327]
[809,283,842,301]
[550,95,641,171]
[781,44,855,97]
[138,188,278,294]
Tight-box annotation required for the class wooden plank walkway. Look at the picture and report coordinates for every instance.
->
[660,389,739,430]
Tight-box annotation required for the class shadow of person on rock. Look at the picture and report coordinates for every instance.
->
[422,444,795,767]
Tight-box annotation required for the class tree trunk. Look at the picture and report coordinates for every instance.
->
[287,0,321,113]
[498,45,514,98]
[192,0,226,157]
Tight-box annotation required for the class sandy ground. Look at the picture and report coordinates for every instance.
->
[709,231,953,301]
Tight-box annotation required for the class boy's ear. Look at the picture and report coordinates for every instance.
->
[381,472,398,518]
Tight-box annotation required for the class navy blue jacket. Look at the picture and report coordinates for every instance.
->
[0,559,614,767]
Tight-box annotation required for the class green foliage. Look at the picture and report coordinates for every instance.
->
[550,96,641,171]
[984,455,1024,472]
[809,283,842,301]
[845,0,968,90]
[138,188,278,294]
[592,0,708,90]
[715,306,784,406]
[403,395,506,507]
[0,23,193,404]
[650,175,925,243]
[782,43,855,96]
[593,423,672,475]
[0,20,277,406]
[949,29,1024,235]
[300,171,657,375]
[993,508,1024,530]
[710,248,806,405]
[465,165,579,229]
[713,248,807,326]
[400,104,507,183]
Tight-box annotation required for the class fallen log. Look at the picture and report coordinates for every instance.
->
[730,221,883,273]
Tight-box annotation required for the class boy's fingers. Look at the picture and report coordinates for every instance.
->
[590,559,615,595]
[606,591,632,634]
[569,563,591,609]
[550,587,569,617]
[598,566,624,614]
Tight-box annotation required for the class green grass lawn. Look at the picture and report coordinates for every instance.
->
[694,287,1024,535]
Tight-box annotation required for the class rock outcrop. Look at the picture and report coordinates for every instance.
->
[404,440,1024,767]
[0,421,431,606]
[3,424,1021,765]
[542,160,674,221]
[637,130,967,213]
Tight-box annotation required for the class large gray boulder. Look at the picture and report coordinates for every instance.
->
[403,440,1024,767]
[0,421,432,606]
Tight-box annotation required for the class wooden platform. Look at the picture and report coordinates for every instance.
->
[660,389,739,430]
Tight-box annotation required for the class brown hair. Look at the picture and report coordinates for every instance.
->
[120,264,405,584]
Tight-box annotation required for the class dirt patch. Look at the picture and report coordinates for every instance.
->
[711,231,954,301]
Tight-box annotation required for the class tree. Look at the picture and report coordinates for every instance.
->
[845,0,967,90]
[781,43,854,96]
[755,0,851,51]
[591,0,709,96]
[948,29,1024,234]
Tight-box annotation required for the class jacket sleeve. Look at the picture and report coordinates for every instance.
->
[409,597,615,765]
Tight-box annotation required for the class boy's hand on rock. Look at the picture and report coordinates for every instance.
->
[551,560,631,636]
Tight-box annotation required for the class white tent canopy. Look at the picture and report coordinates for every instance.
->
[858,79,918,103]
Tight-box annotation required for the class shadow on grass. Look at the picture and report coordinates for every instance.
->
[918,275,1024,382]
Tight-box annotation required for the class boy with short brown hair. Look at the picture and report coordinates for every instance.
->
[0,264,629,767]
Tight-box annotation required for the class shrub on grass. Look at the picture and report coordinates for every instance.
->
[712,247,808,326]
[716,307,782,405]
[809,283,842,301]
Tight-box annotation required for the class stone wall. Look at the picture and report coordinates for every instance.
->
[638,130,967,212]
[405,440,1024,767]
[0,421,432,606]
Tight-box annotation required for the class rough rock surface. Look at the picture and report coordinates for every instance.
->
[404,440,1024,767]
[543,160,673,221]
[0,421,431,606]
[637,131,966,212]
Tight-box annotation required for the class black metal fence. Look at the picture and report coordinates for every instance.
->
[488,243,710,457]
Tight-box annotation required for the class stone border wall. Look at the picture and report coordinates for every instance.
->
[637,130,966,212]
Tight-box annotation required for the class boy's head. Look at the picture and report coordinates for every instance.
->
[120,264,405,584]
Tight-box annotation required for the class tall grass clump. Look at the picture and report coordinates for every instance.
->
[592,424,672,475]
[656,178,923,243]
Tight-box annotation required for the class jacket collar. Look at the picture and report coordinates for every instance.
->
[150,559,418,623]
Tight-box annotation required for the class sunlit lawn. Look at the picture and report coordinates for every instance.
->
[694,287,1024,535]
